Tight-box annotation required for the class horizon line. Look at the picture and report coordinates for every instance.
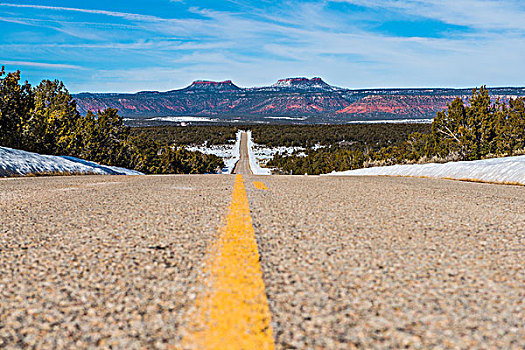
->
[71,78,525,95]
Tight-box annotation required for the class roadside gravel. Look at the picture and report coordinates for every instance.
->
[0,175,232,349]
[247,175,525,349]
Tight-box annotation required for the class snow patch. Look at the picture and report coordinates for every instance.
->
[147,116,219,123]
[325,155,525,185]
[244,142,325,163]
[271,77,335,91]
[0,147,143,177]
[250,144,306,160]
[265,116,308,121]
[227,130,242,174]
[186,130,241,174]
[246,130,271,175]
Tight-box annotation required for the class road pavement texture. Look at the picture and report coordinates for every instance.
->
[246,175,524,349]
[0,175,232,349]
[232,131,252,175]
[1,139,524,349]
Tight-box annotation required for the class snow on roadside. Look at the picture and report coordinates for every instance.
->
[249,144,307,161]
[246,130,272,175]
[186,130,241,174]
[244,131,326,174]
[226,130,241,174]
[0,147,143,177]
[325,155,525,185]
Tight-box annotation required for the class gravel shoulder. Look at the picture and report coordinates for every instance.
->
[0,175,232,349]
[246,175,525,349]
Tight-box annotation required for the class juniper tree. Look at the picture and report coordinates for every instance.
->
[24,79,80,155]
[0,67,33,149]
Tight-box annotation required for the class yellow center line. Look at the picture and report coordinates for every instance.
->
[253,181,268,190]
[182,174,275,349]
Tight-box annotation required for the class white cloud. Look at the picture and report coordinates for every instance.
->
[2,41,232,51]
[331,0,525,32]
[2,60,84,70]
[1,1,524,91]
[0,3,164,22]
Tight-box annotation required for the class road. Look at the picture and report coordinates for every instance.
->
[1,140,524,349]
[232,131,252,175]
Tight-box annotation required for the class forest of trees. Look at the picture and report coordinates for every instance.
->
[370,87,524,164]
[251,123,431,148]
[0,67,223,174]
[2,67,523,176]
[130,125,238,146]
[269,87,525,174]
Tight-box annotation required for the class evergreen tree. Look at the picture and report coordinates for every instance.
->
[24,79,80,154]
[0,67,33,148]
[466,86,498,158]
[507,98,525,152]
[432,97,468,159]
[494,97,525,155]
[75,108,131,166]
[127,133,163,174]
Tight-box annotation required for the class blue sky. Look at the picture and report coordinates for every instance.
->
[1,0,524,92]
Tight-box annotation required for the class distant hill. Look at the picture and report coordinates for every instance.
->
[73,78,525,124]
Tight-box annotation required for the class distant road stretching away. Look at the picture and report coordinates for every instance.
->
[232,131,252,175]
[1,146,524,348]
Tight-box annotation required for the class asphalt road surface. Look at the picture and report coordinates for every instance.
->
[232,131,252,175]
[1,141,524,349]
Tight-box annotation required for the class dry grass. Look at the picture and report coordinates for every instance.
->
[391,174,524,187]
[442,177,524,187]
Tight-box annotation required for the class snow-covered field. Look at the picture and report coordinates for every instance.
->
[265,116,308,121]
[249,136,305,159]
[326,155,525,185]
[245,131,324,175]
[246,130,271,175]
[187,130,279,175]
[145,116,219,123]
[249,144,306,160]
[0,147,143,177]
[246,137,331,174]
[186,130,241,174]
